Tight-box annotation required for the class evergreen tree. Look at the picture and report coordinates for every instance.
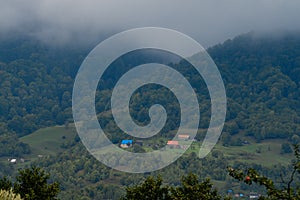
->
[13,166,60,200]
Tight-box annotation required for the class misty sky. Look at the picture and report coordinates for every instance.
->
[1,0,300,47]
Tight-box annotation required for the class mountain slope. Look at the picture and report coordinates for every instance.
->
[1,32,300,198]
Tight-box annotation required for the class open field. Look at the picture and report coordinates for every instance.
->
[186,139,293,167]
[20,125,77,157]
[18,125,293,168]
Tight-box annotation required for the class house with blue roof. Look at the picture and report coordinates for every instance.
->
[120,140,133,148]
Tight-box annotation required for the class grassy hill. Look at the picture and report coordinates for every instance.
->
[184,138,293,167]
[20,125,77,157]
[214,139,294,167]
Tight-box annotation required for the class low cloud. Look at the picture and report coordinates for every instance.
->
[1,0,300,47]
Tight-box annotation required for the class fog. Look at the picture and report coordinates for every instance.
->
[1,0,300,47]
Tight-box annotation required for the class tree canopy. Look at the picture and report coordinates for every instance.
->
[122,174,224,200]
[0,166,60,200]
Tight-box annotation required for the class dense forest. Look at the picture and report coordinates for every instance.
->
[0,31,300,199]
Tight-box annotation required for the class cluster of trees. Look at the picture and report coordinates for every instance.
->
[0,133,30,157]
[209,33,300,142]
[0,166,60,200]
[0,60,73,137]
[228,145,300,199]
[28,135,293,199]
[0,147,298,200]
[0,32,300,144]
[122,174,224,200]
[0,39,84,157]
[122,145,300,200]
[0,31,300,198]
[91,32,300,145]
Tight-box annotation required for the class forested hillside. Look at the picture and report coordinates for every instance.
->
[0,32,300,199]
[209,33,300,142]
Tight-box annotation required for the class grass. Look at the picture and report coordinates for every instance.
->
[20,125,77,157]
[214,140,293,167]
[19,125,293,168]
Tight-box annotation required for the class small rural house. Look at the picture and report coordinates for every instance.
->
[249,193,260,199]
[167,140,179,148]
[120,140,133,148]
[178,134,190,140]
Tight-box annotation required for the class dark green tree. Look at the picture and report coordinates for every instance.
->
[171,173,222,200]
[281,143,293,154]
[121,175,171,200]
[121,174,227,200]
[0,176,12,191]
[13,166,60,200]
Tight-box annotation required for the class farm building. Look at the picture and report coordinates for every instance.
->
[178,134,190,140]
[120,140,133,148]
[167,140,179,148]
